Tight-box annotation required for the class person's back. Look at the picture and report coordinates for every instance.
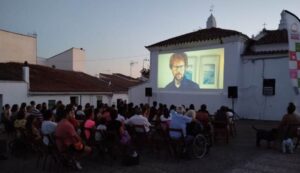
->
[169,108,192,139]
[196,111,209,126]
[279,102,300,139]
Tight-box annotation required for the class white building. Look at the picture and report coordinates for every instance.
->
[0,29,37,64]
[43,47,86,72]
[129,10,300,120]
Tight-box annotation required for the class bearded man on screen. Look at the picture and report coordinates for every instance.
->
[164,52,200,90]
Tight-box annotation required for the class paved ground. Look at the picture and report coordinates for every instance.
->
[0,119,300,173]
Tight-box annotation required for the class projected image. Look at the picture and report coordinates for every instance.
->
[157,48,224,90]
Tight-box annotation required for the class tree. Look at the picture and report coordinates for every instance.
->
[140,68,150,79]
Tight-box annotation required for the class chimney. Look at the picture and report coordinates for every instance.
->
[23,61,29,83]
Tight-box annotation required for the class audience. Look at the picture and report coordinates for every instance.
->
[41,109,57,145]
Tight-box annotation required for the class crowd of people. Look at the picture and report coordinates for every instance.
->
[0,100,299,169]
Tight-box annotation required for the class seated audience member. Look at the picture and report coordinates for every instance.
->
[14,110,27,129]
[25,115,42,142]
[214,106,229,122]
[169,106,192,139]
[196,104,213,136]
[66,105,80,130]
[95,118,107,142]
[125,106,151,133]
[196,104,210,127]
[83,109,96,141]
[148,101,158,122]
[55,106,91,170]
[2,104,14,133]
[41,110,57,145]
[279,102,300,153]
[30,108,43,128]
[279,102,300,128]
[160,107,171,130]
[75,105,85,120]
[185,109,203,136]
[116,110,126,123]
[14,110,27,138]
[10,104,19,123]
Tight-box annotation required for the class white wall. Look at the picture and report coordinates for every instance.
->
[0,80,114,109]
[73,48,85,72]
[111,93,129,105]
[0,30,36,64]
[45,48,85,72]
[46,48,73,71]
[239,57,300,120]
[0,81,28,106]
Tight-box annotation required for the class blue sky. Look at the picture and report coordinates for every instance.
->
[0,0,299,77]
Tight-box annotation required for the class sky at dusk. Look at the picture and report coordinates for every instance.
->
[0,0,299,77]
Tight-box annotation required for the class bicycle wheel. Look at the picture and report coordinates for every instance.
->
[192,134,207,159]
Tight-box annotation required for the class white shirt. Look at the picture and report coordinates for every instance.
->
[95,124,107,141]
[125,114,151,132]
[116,114,125,123]
[41,120,57,145]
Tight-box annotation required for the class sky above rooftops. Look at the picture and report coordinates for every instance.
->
[0,0,299,78]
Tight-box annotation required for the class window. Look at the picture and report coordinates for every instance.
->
[70,96,79,106]
[48,100,56,110]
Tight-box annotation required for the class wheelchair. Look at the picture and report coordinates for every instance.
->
[168,124,211,159]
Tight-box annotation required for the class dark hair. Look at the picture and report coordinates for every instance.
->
[4,104,10,109]
[77,105,82,110]
[189,104,195,110]
[134,106,141,115]
[11,104,19,112]
[200,104,207,111]
[25,115,36,131]
[163,108,170,119]
[17,110,26,120]
[65,104,74,115]
[30,101,35,106]
[287,102,296,114]
[43,109,53,120]
[110,108,118,120]
[169,52,188,69]
[84,108,94,119]
[36,104,42,110]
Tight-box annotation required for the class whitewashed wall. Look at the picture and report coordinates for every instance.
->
[73,48,85,72]
[239,57,300,120]
[0,80,113,109]
[0,30,36,64]
[46,48,73,71]
[45,48,85,72]
[0,81,28,106]
[111,93,129,105]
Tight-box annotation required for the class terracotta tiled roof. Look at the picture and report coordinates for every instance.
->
[99,73,143,92]
[146,27,248,48]
[242,29,288,56]
[0,62,112,93]
[242,50,288,56]
[255,29,288,45]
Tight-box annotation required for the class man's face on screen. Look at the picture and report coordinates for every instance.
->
[171,59,185,82]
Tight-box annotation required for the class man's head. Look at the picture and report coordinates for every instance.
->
[169,53,188,82]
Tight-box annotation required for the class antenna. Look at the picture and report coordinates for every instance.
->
[130,60,138,77]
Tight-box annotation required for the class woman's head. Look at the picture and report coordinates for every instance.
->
[287,102,296,114]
